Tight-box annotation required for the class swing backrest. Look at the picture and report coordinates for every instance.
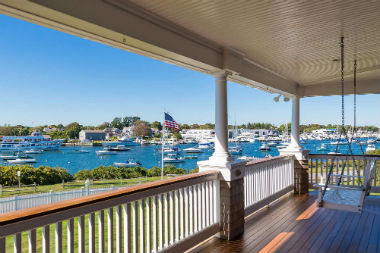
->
[363,160,376,192]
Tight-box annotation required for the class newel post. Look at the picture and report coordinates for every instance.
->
[198,71,245,240]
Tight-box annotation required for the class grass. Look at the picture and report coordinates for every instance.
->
[0,177,165,198]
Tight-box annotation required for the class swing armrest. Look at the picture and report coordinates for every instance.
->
[313,183,363,190]
[330,174,363,178]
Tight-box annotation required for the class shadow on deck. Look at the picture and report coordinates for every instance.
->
[192,193,380,253]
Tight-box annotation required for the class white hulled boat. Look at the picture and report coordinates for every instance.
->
[0,130,63,151]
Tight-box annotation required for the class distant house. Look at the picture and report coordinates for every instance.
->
[79,130,106,142]
[103,127,122,140]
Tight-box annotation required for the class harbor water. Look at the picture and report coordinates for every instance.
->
[1,140,377,175]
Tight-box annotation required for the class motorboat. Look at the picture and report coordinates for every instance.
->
[114,160,141,167]
[366,144,376,152]
[163,154,184,163]
[238,156,256,161]
[198,141,214,149]
[8,158,36,164]
[328,151,342,155]
[184,155,198,159]
[109,145,131,152]
[317,144,329,152]
[72,149,90,154]
[0,152,29,160]
[24,149,44,154]
[260,144,270,151]
[267,141,277,147]
[183,147,202,153]
[0,130,63,151]
[229,146,242,155]
[96,149,117,155]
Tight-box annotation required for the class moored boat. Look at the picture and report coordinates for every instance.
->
[8,158,36,164]
[183,147,202,153]
[109,145,131,152]
[114,160,141,167]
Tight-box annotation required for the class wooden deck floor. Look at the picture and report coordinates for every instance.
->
[192,193,380,253]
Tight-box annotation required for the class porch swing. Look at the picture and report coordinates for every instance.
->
[315,37,377,213]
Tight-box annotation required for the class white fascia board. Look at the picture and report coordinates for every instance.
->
[0,0,298,95]
[301,78,380,97]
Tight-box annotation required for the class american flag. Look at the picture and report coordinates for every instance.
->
[164,112,179,130]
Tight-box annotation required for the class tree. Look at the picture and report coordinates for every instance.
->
[132,120,152,137]
[110,117,123,129]
[180,124,190,130]
[150,121,162,131]
[97,122,110,130]
[123,116,140,127]
[65,122,82,139]
[190,124,199,129]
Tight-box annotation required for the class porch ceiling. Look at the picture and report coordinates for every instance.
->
[0,0,379,97]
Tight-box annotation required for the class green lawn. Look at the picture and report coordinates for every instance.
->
[0,177,165,198]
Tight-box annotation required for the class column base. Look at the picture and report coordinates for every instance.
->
[198,159,246,240]
[280,147,309,160]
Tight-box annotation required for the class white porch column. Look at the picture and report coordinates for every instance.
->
[210,72,232,162]
[197,71,244,240]
[280,95,308,160]
[290,96,301,149]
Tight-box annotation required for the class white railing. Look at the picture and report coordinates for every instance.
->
[244,155,294,215]
[0,185,124,214]
[308,154,380,192]
[0,171,220,253]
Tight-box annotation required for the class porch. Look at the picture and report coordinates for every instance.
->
[191,193,380,253]
[0,154,379,253]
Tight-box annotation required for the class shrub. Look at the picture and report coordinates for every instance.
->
[0,165,73,186]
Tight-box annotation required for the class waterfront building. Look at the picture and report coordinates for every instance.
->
[0,1,378,253]
[78,130,106,142]
[103,127,122,140]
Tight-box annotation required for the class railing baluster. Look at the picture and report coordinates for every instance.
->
[28,229,36,253]
[179,188,184,240]
[206,182,210,227]
[164,193,169,247]
[152,196,157,252]
[146,198,151,253]
[78,215,85,253]
[42,225,50,253]
[169,191,174,245]
[123,203,131,253]
[198,184,202,230]
[107,208,114,253]
[67,219,74,253]
[88,213,95,253]
[98,210,105,253]
[175,190,179,242]
[14,233,21,253]
[116,206,122,253]
[132,201,138,253]
[189,186,193,235]
[214,179,220,224]
[159,194,164,249]
[202,182,206,230]
[55,222,62,253]
[193,185,198,233]
[184,186,189,237]
[139,199,145,253]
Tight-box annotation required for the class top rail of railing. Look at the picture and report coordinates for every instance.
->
[245,155,294,168]
[0,170,219,237]
[309,153,380,160]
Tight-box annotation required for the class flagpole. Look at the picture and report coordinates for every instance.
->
[161,112,165,180]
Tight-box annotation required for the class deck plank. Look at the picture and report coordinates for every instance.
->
[192,194,380,253]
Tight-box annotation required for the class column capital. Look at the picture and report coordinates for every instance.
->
[212,70,232,79]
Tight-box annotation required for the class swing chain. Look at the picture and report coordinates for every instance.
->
[340,37,345,129]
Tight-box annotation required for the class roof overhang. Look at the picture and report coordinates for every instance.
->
[0,0,378,98]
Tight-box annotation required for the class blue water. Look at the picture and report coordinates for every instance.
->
[2,140,377,175]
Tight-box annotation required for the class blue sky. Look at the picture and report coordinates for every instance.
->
[0,14,378,127]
